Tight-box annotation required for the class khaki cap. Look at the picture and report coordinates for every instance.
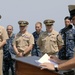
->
[68,5,75,19]
[44,19,55,26]
[18,20,29,26]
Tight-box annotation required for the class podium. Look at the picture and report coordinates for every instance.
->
[12,56,60,75]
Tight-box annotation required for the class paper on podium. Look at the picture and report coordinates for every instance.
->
[36,53,58,65]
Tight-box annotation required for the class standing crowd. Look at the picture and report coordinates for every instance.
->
[0,4,75,75]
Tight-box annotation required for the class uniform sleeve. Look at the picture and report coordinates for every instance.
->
[29,34,34,45]
[2,28,8,40]
[57,34,64,46]
[37,35,42,46]
[13,38,16,46]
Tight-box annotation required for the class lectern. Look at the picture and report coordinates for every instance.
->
[12,56,60,75]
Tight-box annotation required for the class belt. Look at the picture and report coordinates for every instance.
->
[63,70,75,75]
[47,52,57,56]
[41,52,57,57]
[18,49,24,52]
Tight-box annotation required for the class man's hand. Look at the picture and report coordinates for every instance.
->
[40,63,54,71]
[17,52,23,57]
[50,55,61,64]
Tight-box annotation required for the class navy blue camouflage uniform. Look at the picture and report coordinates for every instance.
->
[58,28,75,60]
[31,31,43,57]
[3,34,15,75]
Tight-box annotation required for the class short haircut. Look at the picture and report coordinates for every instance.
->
[64,16,71,20]
[35,22,42,27]
[7,25,13,30]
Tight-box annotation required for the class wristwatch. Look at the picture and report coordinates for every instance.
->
[54,64,59,72]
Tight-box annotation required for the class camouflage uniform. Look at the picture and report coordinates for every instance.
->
[31,31,43,57]
[3,34,15,75]
[58,28,75,60]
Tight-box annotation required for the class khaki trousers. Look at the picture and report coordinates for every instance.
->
[0,50,3,75]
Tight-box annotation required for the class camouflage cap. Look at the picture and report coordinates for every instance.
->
[68,5,75,19]
[18,20,29,26]
[44,19,55,26]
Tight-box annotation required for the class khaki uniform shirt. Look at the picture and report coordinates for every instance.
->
[0,26,8,50]
[37,29,64,55]
[13,31,34,56]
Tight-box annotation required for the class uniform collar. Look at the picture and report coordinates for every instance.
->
[18,31,29,36]
[9,33,13,38]
[35,30,43,34]
[44,29,55,35]
[19,31,28,34]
